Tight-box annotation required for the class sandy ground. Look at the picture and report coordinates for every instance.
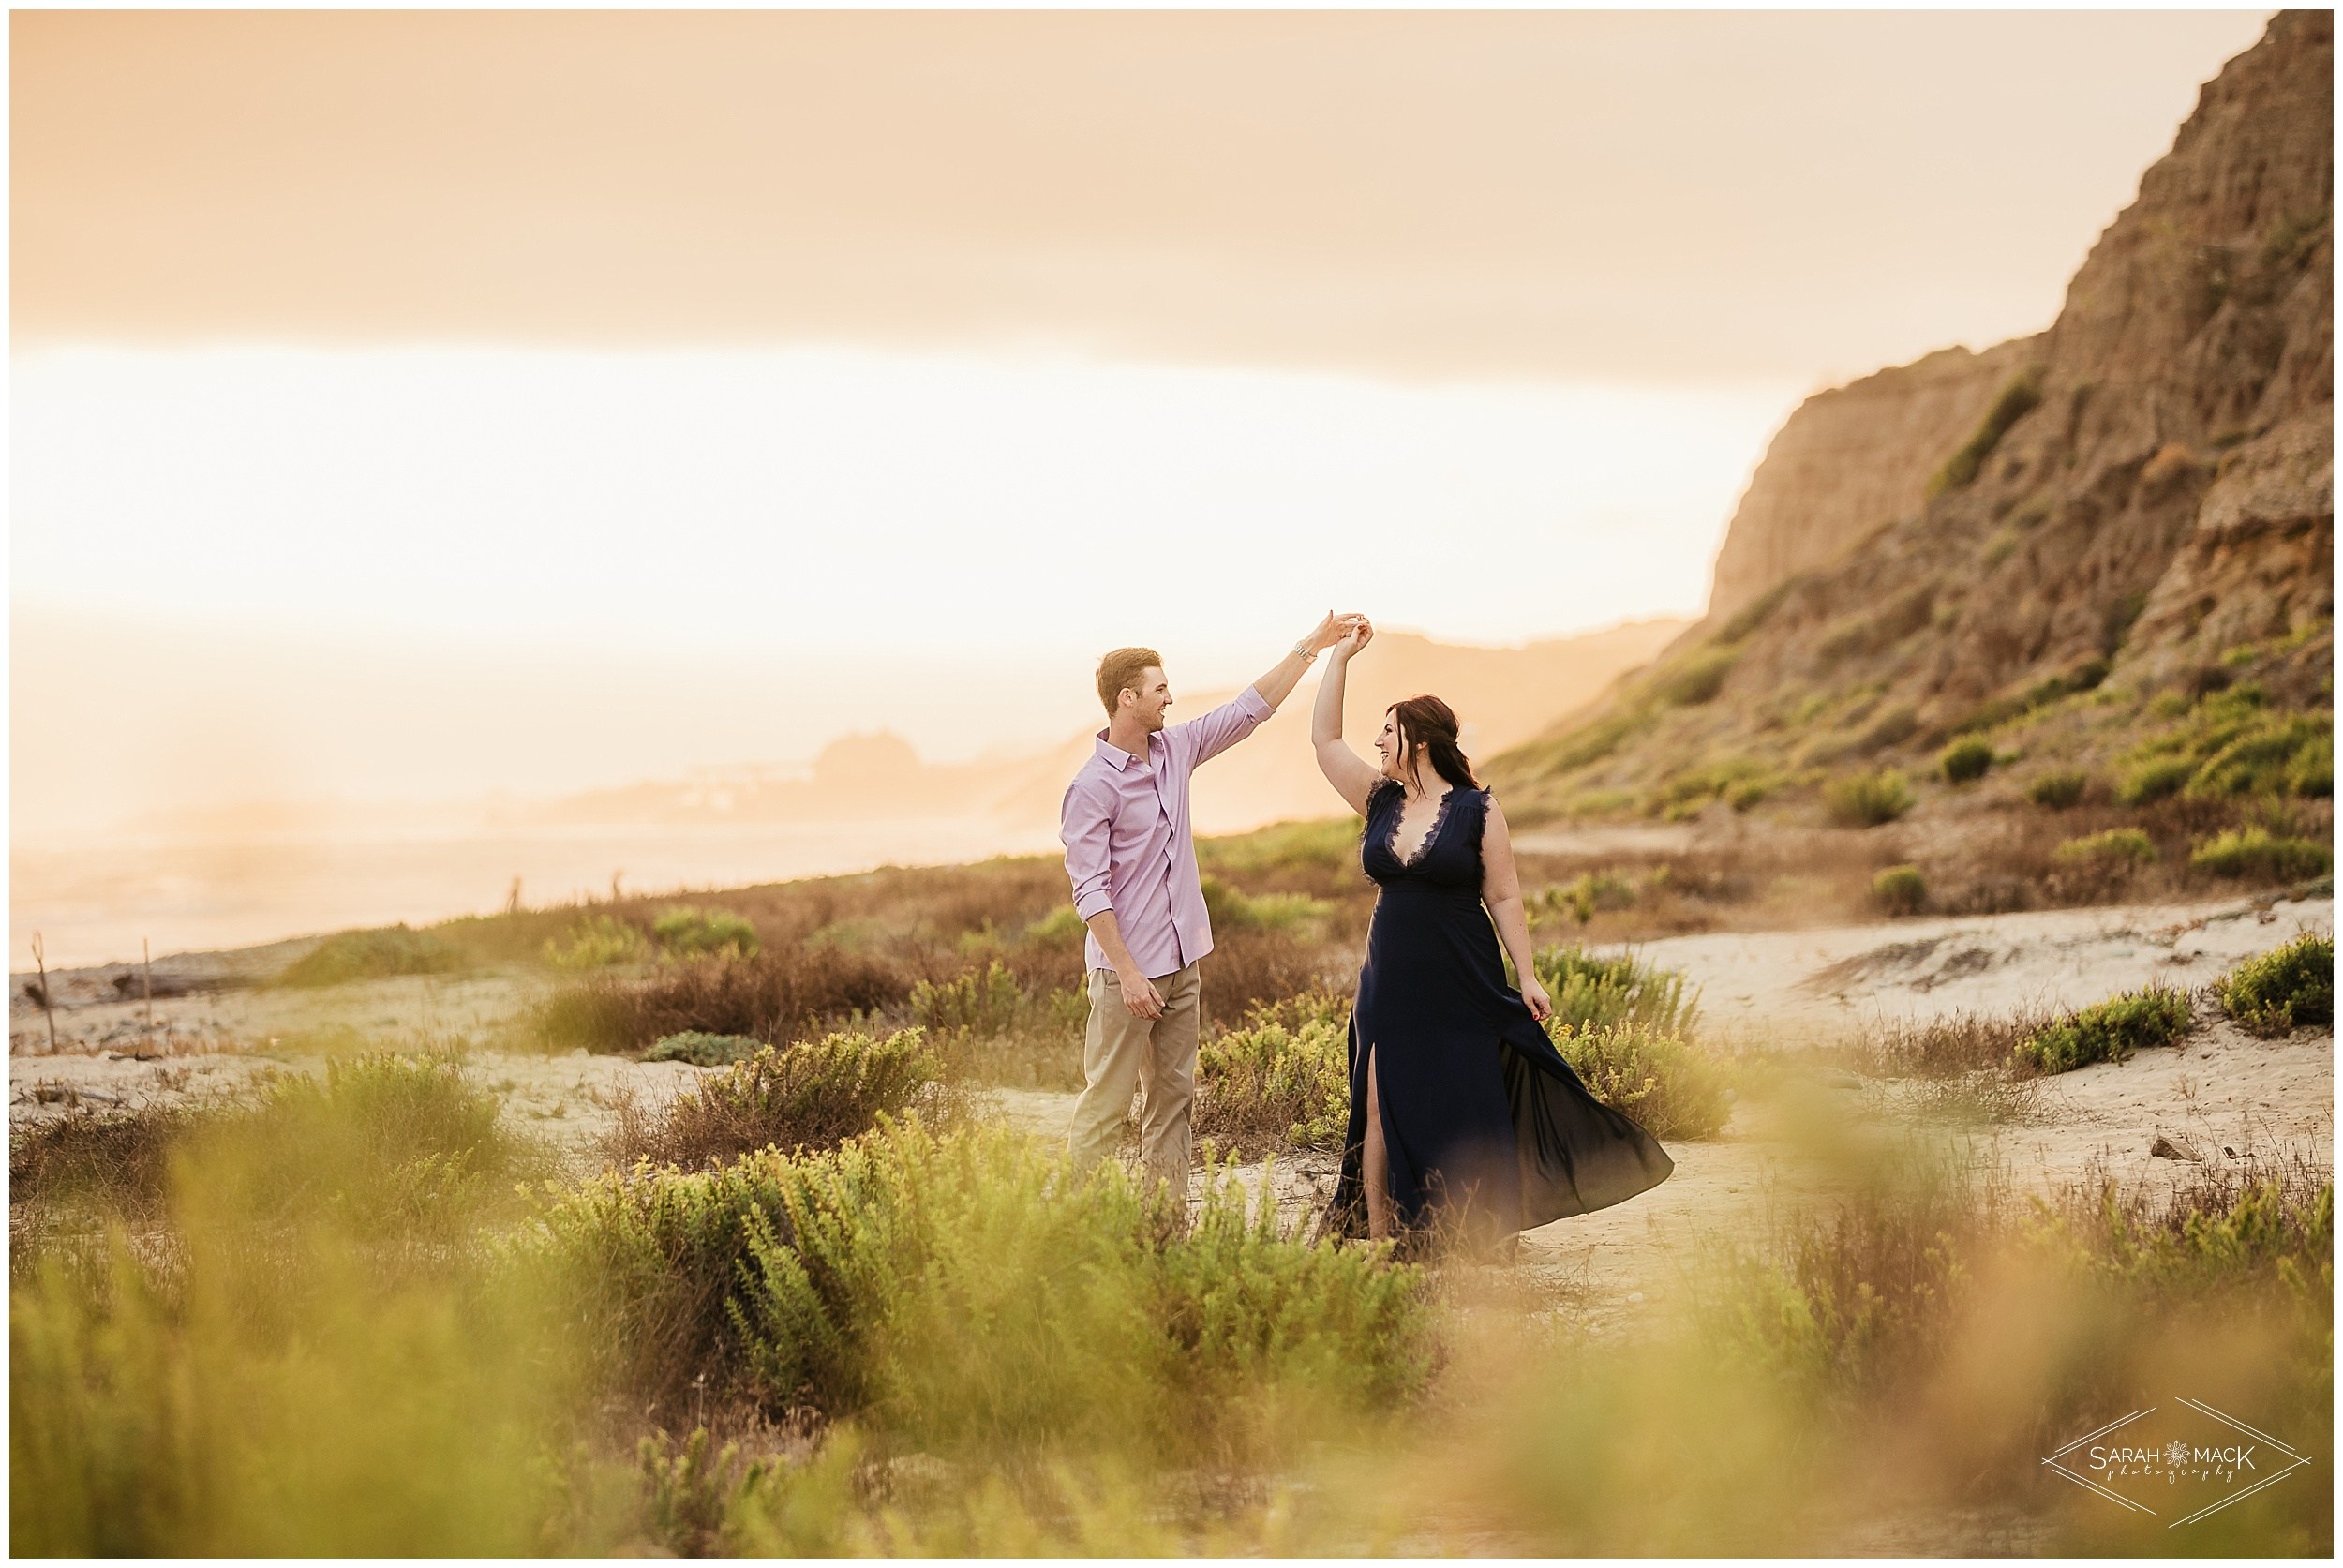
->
[1634,890,2332,1035]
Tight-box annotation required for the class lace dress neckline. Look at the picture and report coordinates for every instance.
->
[1384,783,1461,869]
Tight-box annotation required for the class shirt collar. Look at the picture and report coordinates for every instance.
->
[1093,728,1153,770]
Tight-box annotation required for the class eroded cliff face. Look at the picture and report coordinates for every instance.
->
[1496,11,2332,821]
[1705,338,2040,627]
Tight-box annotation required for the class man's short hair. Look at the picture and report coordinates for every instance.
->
[1096,647,1164,716]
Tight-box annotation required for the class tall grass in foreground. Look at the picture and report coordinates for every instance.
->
[11,1055,587,1555]
[10,1053,545,1265]
[14,1078,2329,1554]
[1451,1144,2331,1554]
[529,1118,1434,1445]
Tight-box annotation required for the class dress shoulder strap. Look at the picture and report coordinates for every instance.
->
[1463,784,1492,848]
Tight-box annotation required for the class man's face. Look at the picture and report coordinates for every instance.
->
[1121,666,1173,732]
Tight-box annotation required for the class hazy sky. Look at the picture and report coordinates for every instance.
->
[10,9,2276,831]
[12,10,2274,381]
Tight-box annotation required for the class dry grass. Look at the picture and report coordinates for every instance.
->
[10,1101,226,1255]
[1856,1007,2062,1080]
[602,1030,959,1173]
[532,945,920,1054]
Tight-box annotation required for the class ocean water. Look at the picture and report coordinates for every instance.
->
[11,818,1065,970]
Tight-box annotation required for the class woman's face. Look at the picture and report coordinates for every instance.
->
[1373,709,1410,781]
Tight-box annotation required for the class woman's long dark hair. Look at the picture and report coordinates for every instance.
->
[1389,694,1478,790]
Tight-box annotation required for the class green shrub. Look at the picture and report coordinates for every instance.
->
[652,906,761,959]
[1548,1022,1732,1140]
[1824,769,1915,828]
[1199,874,1333,933]
[1197,816,1359,879]
[1938,738,1993,784]
[2013,987,2190,1074]
[273,926,468,989]
[1538,871,1639,927]
[2119,686,2329,806]
[2053,828,2157,868]
[1533,947,1698,1034]
[1927,367,2041,497]
[909,961,1088,1088]
[1195,995,1350,1157]
[233,1053,541,1237]
[2189,827,2333,882]
[607,1030,944,1172]
[543,915,649,971]
[1024,905,1087,944]
[528,1119,1435,1447]
[1645,759,1781,822]
[645,1031,764,1067]
[2186,712,2335,799]
[2027,769,2091,810]
[2117,755,2196,805]
[2049,1171,2336,1299]
[1871,865,1926,916]
[910,961,1027,1037]
[1539,709,1643,773]
[2217,933,2334,1036]
[1650,647,1739,707]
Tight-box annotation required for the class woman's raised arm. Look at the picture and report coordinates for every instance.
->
[1312,618,1383,816]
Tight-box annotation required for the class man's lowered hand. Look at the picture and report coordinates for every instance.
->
[1118,968,1167,1021]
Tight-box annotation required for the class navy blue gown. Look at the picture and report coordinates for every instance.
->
[1330,780,1675,1249]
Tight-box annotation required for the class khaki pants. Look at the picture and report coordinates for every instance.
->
[1066,962,1202,1198]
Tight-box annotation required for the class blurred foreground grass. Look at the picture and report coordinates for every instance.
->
[12,1026,2330,1554]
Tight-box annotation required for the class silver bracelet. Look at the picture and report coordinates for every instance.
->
[1292,638,1318,660]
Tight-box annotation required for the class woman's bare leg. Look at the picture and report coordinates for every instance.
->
[1363,1045,1395,1241]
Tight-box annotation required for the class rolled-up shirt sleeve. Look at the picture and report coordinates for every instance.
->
[1061,779,1116,921]
[1170,683,1276,768]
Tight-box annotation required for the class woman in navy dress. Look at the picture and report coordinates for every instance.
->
[1310,616,1674,1251]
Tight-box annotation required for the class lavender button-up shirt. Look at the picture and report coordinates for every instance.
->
[1060,685,1276,978]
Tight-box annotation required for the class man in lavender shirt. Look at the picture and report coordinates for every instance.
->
[1061,613,1362,1198]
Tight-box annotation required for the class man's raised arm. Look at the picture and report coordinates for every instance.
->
[1252,611,1360,712]
[1173,612,1365,767]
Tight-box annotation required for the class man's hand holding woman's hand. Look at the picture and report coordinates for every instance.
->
[1332,615,1374,661]
[1118,969,1167,1021]
[1304,611,1370,657]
